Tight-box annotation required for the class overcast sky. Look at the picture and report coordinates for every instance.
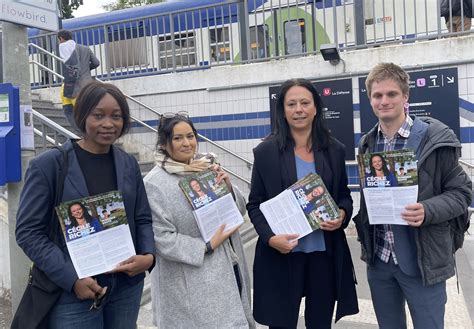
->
[72,0,110,17]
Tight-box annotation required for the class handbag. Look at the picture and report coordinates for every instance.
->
[11,147,69,329]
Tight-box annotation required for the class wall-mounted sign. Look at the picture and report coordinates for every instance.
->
[0,0,58,31]
[269,78,355,160]
[359,67,460,138]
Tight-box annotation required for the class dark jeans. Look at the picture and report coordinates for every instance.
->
[49,275,144,329]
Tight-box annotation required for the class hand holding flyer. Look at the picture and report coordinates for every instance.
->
[178,169,244,242]
[55,191,136,279]
[357,149,419,225]
[259,173,339,239]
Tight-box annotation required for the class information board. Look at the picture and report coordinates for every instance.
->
[269,78,355,159]
[0,0,58,31]
[359,68,460,138]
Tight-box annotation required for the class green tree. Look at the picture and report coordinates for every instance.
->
[104,0,165,11]
[61,0,83,19]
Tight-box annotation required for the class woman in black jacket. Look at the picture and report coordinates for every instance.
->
[247,79,358,328]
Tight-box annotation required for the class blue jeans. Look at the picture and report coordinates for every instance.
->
[49,275,144,329]
[367,257,446,329]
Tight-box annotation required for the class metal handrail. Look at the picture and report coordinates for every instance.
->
[29,43,254,166]
[33,110,80,139]
[459,159,474,169]
[33,128,63,146]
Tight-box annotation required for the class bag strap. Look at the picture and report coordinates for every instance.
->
[48,146,69,243]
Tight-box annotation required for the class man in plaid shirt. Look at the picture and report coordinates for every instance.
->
[354,63,471,329]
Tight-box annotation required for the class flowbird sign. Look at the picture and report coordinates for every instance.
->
[0,0,58,31]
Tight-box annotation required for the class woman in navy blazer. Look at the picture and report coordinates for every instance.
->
[247,79,358,328]
[16,82,155,329]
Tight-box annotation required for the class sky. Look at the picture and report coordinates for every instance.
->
[72,0,110,18]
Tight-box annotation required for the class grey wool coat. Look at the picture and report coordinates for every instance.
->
[144,165,255,329]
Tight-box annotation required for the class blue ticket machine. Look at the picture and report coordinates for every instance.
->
[0,83,21,185]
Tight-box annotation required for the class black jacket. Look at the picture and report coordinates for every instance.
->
[440,0,473,18]
[247,137,358,325]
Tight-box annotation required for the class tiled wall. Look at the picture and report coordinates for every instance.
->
[125,62,474,200]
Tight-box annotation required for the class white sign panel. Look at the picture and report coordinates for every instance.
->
[0,0,59,31]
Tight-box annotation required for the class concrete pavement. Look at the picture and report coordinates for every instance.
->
[137,224,474,329]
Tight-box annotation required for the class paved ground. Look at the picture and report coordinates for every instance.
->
[136,223,474,329]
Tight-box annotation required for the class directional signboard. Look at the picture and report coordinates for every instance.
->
[359,68,460,138]
[0,0,58,31]
[269,78,355,160]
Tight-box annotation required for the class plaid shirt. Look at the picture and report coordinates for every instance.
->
[373,115,413,264]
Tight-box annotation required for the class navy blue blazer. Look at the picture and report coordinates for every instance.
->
[247,137,358,325]
[16,140,155,291]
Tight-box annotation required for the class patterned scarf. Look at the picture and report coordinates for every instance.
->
[154,151,217,176]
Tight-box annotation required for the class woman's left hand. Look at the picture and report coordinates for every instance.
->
[211,164,233,192]
[319,209,346,231]
[110,254,154,277]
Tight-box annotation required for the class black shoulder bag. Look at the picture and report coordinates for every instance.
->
[11,147,69,329]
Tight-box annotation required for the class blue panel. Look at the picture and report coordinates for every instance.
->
[229,127,235,140]
[246,112,258,119]
[199,116,211,123]
[222,114,234,121]
[460,127,469,143]
[234,113,246,120]
[258,111,271,118]
[354,133,362,146]
[235,127,241,139]
[252,126,259,138]
[223,128,229,140]
[217,128,223,141]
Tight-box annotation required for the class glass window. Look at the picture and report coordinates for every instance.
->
[249,25,270,59]
[209,27,231,63]
[284,19,306,55]
[158,32,196,69]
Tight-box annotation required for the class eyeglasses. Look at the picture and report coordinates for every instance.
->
[159,111,189,120]
[89,291,107,311]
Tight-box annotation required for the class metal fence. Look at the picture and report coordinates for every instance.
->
[28,0,473,87]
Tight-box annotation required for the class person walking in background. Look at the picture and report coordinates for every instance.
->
[354,62,472,329]
[16,81,155,328]
[144,113,255,328]
[58,29,100,133]
[247,78,358,328]
[441,0,473,32]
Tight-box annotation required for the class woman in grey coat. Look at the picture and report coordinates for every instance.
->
[144,113,255,329]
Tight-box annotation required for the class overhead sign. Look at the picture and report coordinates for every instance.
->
[359,68,460,138]
[269,78,355,160]
[0,0,58,31]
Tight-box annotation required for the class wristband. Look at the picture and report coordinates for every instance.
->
[205,241,214,254]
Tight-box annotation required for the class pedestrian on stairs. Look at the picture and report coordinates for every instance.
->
[58,29,100,134]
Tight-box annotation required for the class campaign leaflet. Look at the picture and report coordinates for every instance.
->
[178,169,244,242]
[55,191,135,279]
[178,169,230,210]
[289,173,340,230]
[259,173,340,240]
[357,149,419,225]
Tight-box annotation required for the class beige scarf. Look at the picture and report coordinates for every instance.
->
[154,151,217,176]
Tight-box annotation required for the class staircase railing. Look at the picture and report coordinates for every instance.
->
[29,43,252,185]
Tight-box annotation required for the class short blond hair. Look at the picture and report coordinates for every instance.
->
[365,63,410,98]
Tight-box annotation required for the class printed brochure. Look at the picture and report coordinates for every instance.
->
[55,191,135,278]
[178,170,243,242]
[357,149,419,225]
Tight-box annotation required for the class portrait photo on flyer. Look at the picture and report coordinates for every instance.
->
[357,149,419,225]
[55,190,136,278]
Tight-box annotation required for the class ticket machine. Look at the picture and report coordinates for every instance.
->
[0,83,21,185]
